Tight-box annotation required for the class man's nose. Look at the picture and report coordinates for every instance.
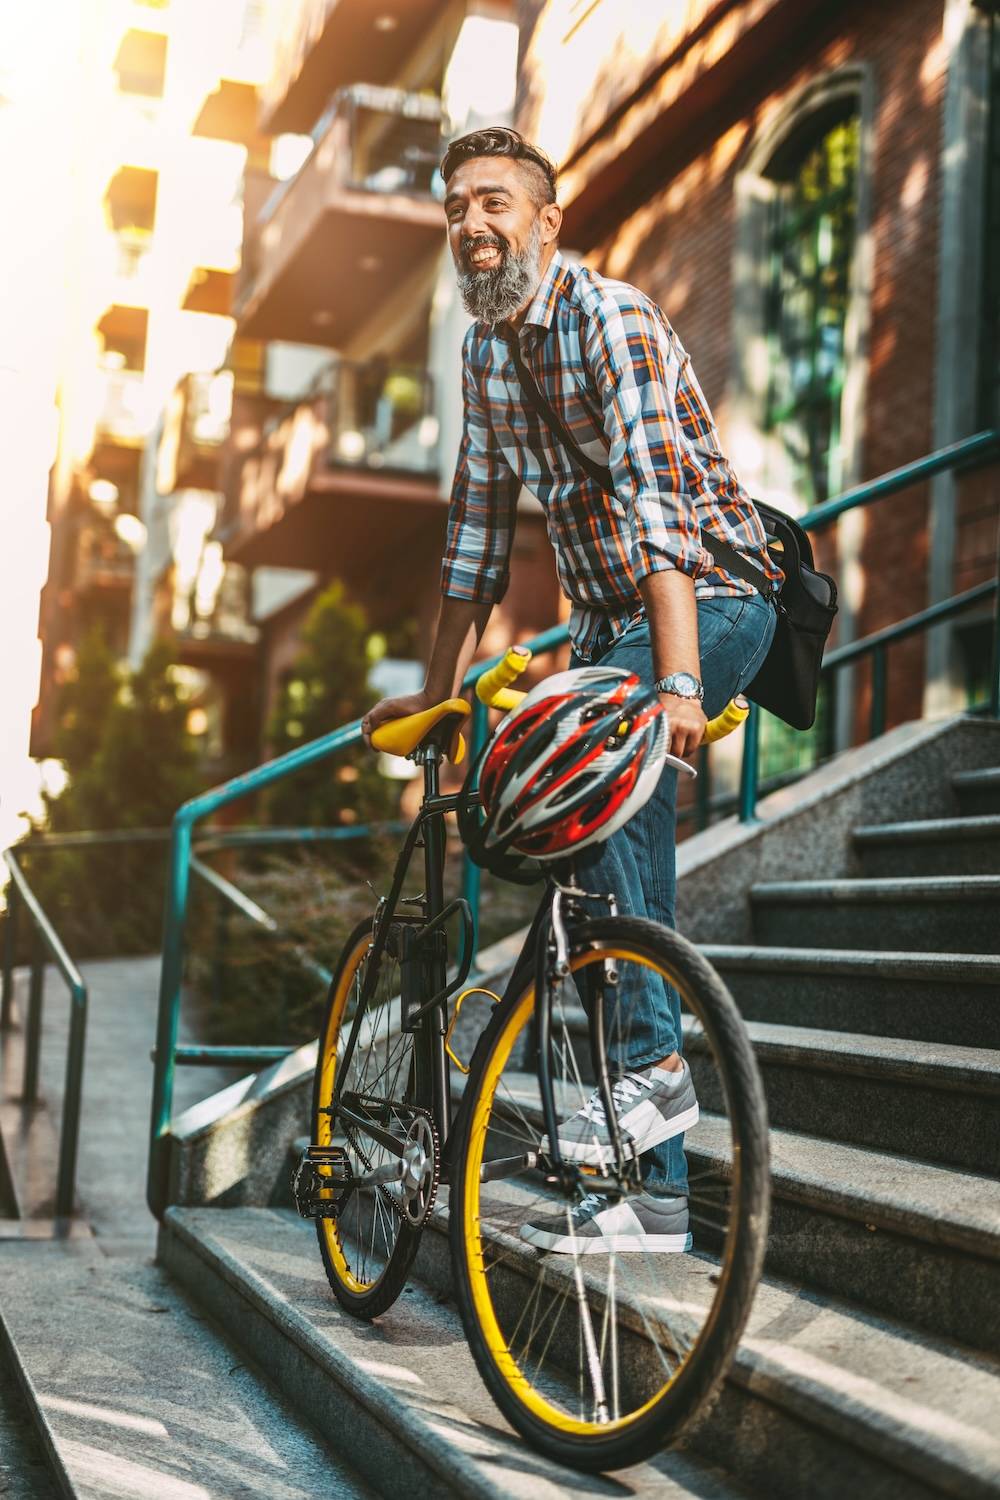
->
[461,205,488,239]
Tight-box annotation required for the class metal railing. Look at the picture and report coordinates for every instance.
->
[0,824,397,1218]
[1,849,88,1218]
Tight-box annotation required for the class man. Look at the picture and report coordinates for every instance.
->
[364,127,781,1252]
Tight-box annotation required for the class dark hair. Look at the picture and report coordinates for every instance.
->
[440,127,558,208]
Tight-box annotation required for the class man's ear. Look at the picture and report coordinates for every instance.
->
[540,201,563,247]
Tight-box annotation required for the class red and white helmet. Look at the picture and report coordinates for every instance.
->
[472,666,669,863]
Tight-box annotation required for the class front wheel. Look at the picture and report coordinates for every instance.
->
[449,915,770,1472]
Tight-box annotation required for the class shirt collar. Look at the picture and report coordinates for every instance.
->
[521,249,568,333]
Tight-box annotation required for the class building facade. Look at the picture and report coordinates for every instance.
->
[516,0,999,755]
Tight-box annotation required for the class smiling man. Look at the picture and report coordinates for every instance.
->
[364,126,782,1250]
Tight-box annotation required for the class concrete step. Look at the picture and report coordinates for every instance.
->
[699,945,1000,1048]
[475,1070,1000,1355]
[0,1237,373,1499]
[750,876,1000,954]
[953,767,1000,816]
[160,1206,750,1500]
[853,815,1000,877]
[688,1022,1000,1174]
[162,1205,1000,1499]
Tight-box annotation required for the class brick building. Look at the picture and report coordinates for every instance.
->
[515,0,999,752]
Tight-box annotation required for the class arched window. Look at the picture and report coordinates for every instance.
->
[728,68,872,515]
[763,111,860,505]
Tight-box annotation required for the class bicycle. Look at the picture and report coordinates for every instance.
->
[293,646,770,1472]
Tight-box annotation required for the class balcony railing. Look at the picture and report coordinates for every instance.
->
[320,357,438,475]
[224,356,439,551]
[75,523,135,593]
[95,367,151,443]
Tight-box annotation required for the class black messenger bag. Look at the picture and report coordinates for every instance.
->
[503,328,838,731]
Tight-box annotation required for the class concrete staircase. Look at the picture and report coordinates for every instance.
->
[4,718,998,1496]
[153,718,1000,1498]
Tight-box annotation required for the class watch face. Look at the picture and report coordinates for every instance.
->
[671,673,699,695]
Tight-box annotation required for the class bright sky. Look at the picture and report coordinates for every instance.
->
[0,3,83,854]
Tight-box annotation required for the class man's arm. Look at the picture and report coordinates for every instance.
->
[583,295,713,756]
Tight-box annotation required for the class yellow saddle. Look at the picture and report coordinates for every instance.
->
[370,697,470,764]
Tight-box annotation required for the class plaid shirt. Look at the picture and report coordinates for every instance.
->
[441,250,783,660]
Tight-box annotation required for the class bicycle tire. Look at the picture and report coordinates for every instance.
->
[312,917,425,1319]
[449,914,770,1472]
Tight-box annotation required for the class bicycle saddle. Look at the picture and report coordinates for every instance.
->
[370,697,470,764]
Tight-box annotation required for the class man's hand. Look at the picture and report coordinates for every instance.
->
[659,693,707,760]
[362,691,436,749]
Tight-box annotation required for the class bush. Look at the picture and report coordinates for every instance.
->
[11,635,204,960]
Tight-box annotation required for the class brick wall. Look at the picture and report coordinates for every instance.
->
[517,0,992,738]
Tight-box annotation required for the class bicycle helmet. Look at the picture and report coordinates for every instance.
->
[464,666,669,868]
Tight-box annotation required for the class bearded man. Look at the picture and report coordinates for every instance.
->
[363,127,781,1253]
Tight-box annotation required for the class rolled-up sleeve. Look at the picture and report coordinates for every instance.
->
[582,298,715,586]
[440,332,520,605]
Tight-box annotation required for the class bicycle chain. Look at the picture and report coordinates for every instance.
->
[341,1103,438,1227]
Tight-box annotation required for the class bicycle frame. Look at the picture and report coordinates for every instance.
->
[329,735,472,1169]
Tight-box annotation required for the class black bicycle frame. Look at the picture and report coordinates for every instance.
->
[330,739,471,1160]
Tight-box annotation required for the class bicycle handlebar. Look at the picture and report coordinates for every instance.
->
[476,645,750,746]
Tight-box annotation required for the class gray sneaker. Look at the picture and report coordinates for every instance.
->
[546,1060,699,1167]
[520,1191,692,1254]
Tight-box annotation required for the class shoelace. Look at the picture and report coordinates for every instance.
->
[570,1192,607,1222]
[577,1071,654,1127]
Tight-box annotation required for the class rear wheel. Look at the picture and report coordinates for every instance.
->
[312,918,425,1318]
[449,915,769,1471]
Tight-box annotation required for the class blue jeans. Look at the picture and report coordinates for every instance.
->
[571,591,776,1194]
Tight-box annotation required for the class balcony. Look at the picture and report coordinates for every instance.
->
[259,0,447,135]
[74,521,136,595]
[157,371,235,493]
[235,84,444,347]
[157,555,260,673]
[222,355,442,570]
[95,365,154,445]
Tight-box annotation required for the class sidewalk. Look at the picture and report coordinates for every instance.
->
[3,956,242,1253]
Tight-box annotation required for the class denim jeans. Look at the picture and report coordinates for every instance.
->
[571,590,776,1194]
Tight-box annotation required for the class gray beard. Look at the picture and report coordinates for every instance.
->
[457,221,543,326]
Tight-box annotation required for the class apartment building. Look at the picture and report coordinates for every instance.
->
[516,0,1000,753]
[30,0,268,758]
[214,0,562,748]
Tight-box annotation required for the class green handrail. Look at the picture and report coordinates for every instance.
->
[1,850,88,1218]
[145,429,1000,1215]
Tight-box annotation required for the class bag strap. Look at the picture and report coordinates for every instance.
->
[501,327,774,599]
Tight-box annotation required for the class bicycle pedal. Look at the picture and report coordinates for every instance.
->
[291,1145,352,1221]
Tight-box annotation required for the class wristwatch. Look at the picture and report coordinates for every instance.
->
[655,672,704,702]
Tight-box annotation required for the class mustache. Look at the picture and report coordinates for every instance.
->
[461,233,508,267]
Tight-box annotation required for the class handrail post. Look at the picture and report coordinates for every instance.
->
[870,645,888,739]
[738,703,762,824]
[56,981,88,1217]
[23,931,44,1103]
[1,884,18,1030]
[147,813,194,1217]
[460,696,489,969]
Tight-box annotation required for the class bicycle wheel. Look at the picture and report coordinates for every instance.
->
[312,917,426,1318]
[449,914,769,1471]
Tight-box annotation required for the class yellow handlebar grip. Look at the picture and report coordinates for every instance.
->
[476,644,532,706]
[702,695,750,745]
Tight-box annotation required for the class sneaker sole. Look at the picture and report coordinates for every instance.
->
[556,1101,700,1165]
[519,1225,693,1254]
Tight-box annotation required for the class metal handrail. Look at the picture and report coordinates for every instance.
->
[145,429,1000,1215]
[0,822,395,1219]
[1,850,88,1218]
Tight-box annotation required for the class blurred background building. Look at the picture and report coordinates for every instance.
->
[19,0,1000,789]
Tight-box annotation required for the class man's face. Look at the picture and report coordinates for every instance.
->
[444,155,540,275]
[443,155,551,324]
